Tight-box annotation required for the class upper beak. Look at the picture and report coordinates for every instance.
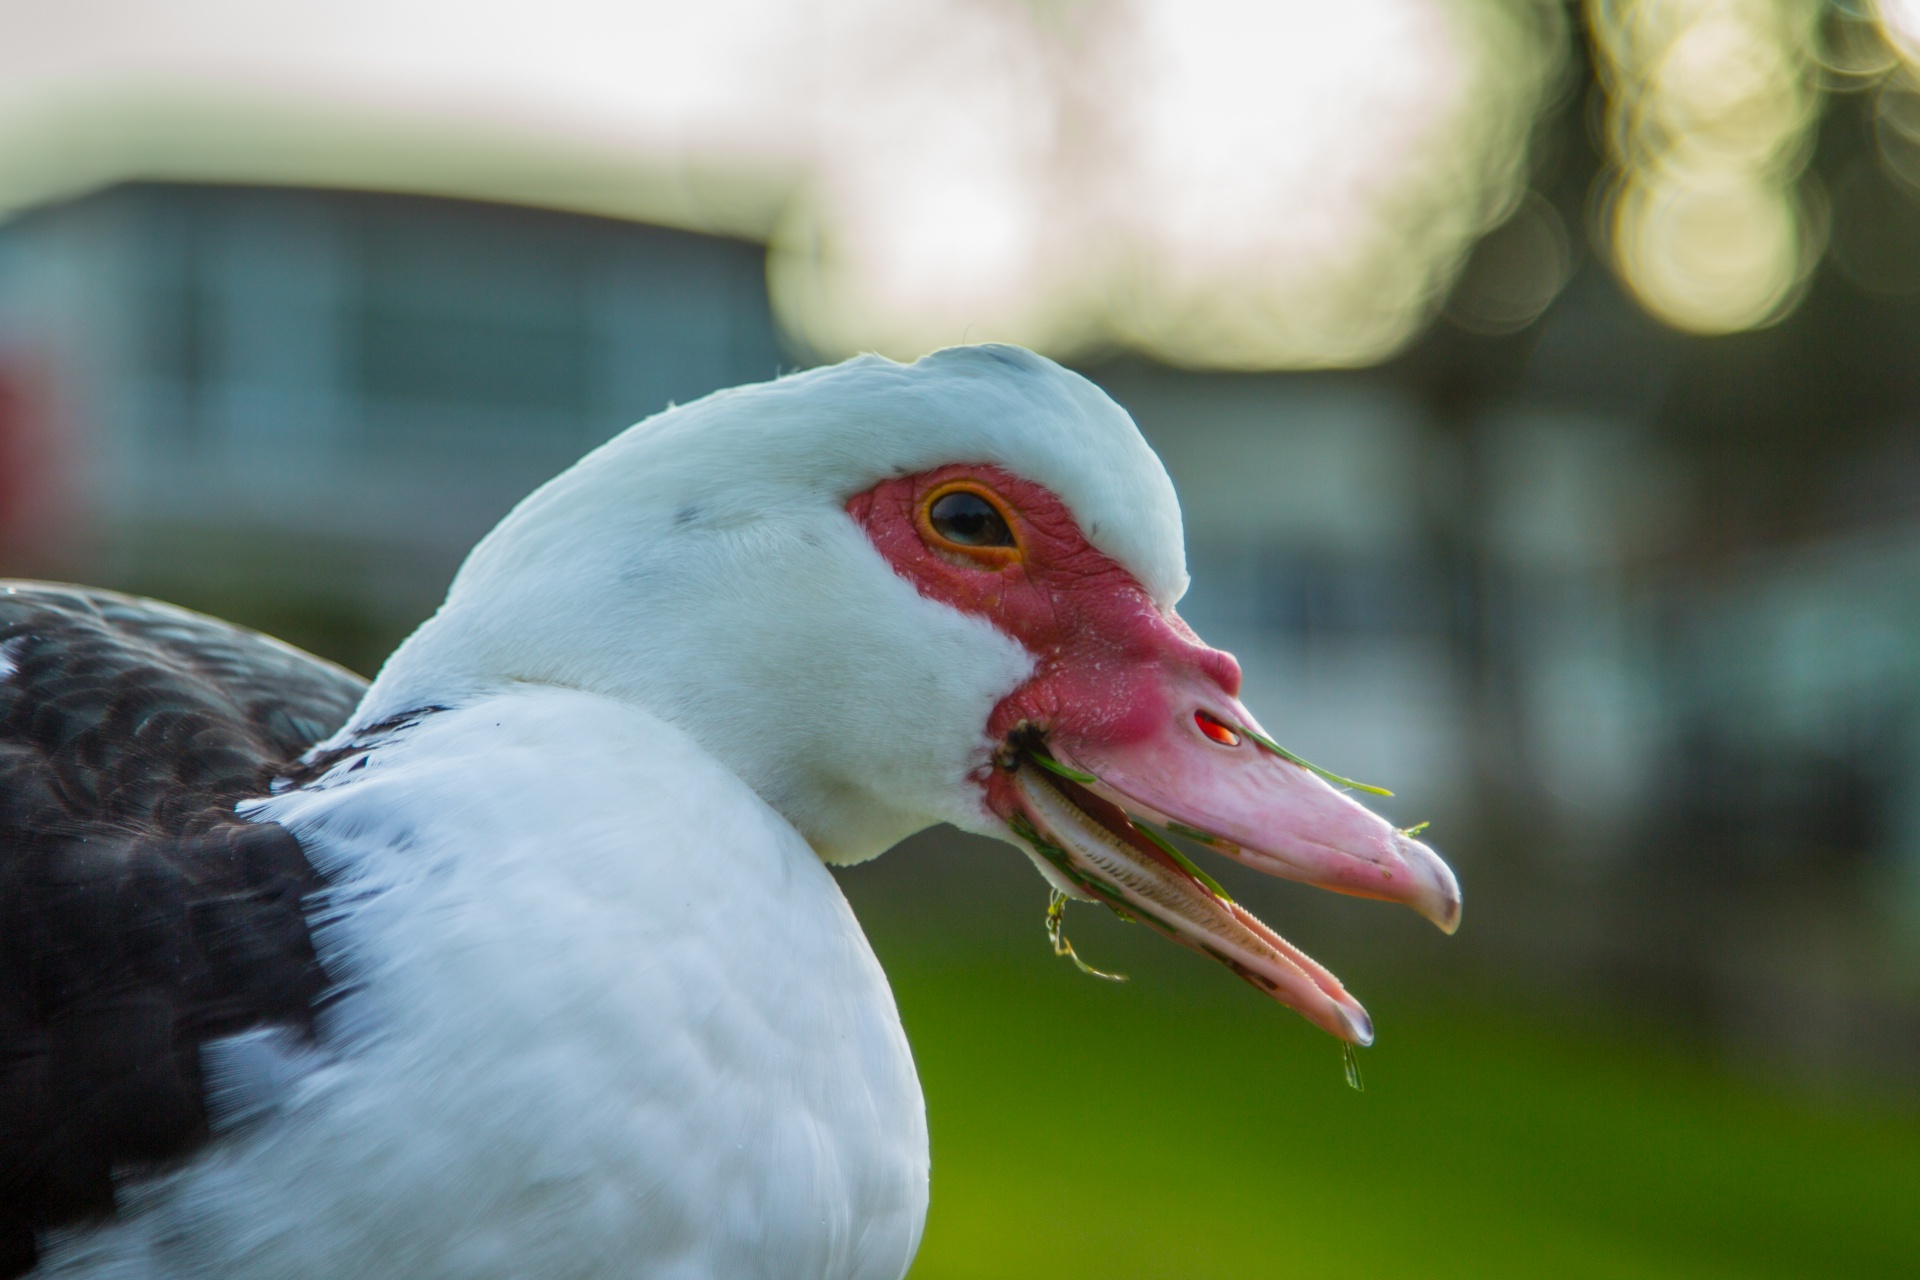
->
[1058,667,1460,935]
[996,665,1460,1045]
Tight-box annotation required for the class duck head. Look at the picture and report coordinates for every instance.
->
[363,344,1459,1044]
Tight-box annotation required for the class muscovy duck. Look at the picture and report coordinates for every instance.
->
[0,344,1458,1278]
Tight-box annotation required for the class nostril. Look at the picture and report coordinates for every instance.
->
[1193,709,1241,747]
[1198,649,1242,698]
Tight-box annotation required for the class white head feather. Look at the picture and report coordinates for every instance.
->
[357,345,1187,863]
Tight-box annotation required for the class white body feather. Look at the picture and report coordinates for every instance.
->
[40,691,927,1279]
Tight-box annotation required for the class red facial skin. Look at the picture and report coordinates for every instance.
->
[847,463,1238,814]
[848,463,1464,947]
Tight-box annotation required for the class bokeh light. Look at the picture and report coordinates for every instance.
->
[773,0,1568,368]
[1874,76,1920,193]
[1443,189,1576,334]
[1880,0,1920,61]
[0,0,1567,370]
[1589,0,1823,334]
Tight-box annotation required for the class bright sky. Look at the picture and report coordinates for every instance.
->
[0,0,1564,368]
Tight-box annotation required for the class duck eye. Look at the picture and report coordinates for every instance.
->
[928,490,1014,548]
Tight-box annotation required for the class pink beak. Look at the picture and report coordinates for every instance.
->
[990,625,1460,1046]
[1056,667,1461,935]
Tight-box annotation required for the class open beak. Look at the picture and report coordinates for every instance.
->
[994,667,1460,1045]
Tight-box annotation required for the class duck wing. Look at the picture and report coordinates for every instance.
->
[0,582,366,1275]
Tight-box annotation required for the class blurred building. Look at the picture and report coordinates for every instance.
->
[0,183,783,668]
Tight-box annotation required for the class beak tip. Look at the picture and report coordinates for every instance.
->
[1393,830,1463,935]
[1341,1004,1375,1047]
[1425,876,1463,935]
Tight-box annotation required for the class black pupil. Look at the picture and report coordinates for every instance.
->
[929,491,1013,548]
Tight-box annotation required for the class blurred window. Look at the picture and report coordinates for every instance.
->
[141,191,216,442]
[350,207,592,425]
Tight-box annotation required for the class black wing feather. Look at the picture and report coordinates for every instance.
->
[0,582,367,1274]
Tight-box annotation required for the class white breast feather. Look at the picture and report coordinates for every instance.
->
[38,689,928,1280]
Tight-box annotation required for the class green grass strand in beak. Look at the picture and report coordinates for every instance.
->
[1132,820,1236,906]
[1028,751,1100,786]
[1234,723,1394,797]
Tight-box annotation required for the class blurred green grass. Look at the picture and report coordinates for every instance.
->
[864,931,1918,1280]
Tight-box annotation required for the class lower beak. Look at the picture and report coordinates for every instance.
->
[998,675,1460,1044]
